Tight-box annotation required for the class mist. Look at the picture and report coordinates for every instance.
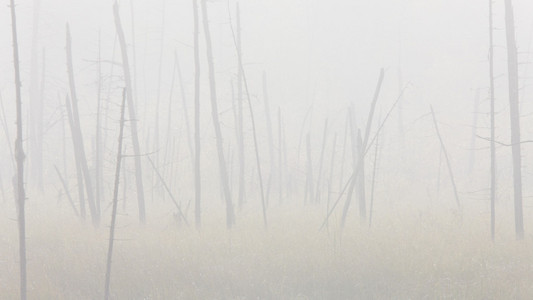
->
[2,0,533,298]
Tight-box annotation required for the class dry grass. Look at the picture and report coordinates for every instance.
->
[1,200,533,299]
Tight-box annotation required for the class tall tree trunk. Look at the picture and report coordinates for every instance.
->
[10,0,27,298]
[200,0,234,228]
[95,31,103,217]
[104,89,127,300]
[314,119,328,203]
[193,0,202,229]
[113,2,146,223]
[66,25,98,224]
[29,0,43,190]
[262,72,275,206]
[430,106,461,208]
[504,0,523,239]
[65,97,86,219]
[236,2,245,210]
[489,0,497,241]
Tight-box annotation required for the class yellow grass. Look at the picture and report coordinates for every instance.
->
[1,201,533,299]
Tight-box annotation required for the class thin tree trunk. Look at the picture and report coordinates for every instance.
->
[54,165,79,217]
[114,2,146,223]
[29,0,43,190]
[10,0,26,297]
[193,0,202,229]
[314,119,328,203]
[468,89,480,175]
[304,134,314,204]
[228,4,267,226]
[489,0,497,241]
[430,106,460,208]
[262,72,275,206]
[356,129,366,219]
[95,31,103,217]
[277,107,283,204]
[369,126,380,228]
[326,133,337,230]
[200,0,234,228]
[65,96,86,218]
[504,0,523,239]
[236,2,245,210]
[66,24,98,224]
[104,89,127,300]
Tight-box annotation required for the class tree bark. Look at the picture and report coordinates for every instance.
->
[104,89,127,300]
[200,0,234,228]
[10,0,27,297]
[113,2,146,223]
[504,0,523,239]
[192,0,202,229]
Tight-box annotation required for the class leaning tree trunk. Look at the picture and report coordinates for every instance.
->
[10,0,27,298]
[504,0,523,239]
[104,89,127,300]
[113,2,146,223]
[66,24,98,224]
[200,0,234,228]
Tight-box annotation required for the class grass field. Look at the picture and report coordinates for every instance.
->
[1,199,533,299]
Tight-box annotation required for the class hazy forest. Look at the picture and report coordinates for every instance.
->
[2,0,533,298]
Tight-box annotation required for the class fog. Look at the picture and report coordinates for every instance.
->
[2,0,533,298]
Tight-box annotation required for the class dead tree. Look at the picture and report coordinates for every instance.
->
[235,2,245,210]
[489,0,496,241]
[504,0,523,239]
[340,69,383,227]
[10,0,27,298]
[228,3,267,226]
[54,165,79,217]
[113,2,146,223]
[262,72,275,206]
[95,31,103,216]
[314,119,328,203]
[66,24,98,224]
[200,0,235,228]
[29,0,43,190]
[104,89,127,300]
[430,106,460,208]
[193,0,202,229]
[65,96,86,218]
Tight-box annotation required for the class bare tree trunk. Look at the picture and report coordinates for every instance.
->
[66,25,98,224]
[262,72,275,206]
[65,96,86,218]
[369,126,380,228]
[430,106,460,208]
[489,0,497,241]
[277,107,283,204]
[10,0,27,298]
[468,89,480,175]
[326,133,337,229]
[29,0,43,190]
[54,165,79,217]
[193,0,202,229]
[200,0,234,228]
[95,31,103,217]
[104,89,127,300]
[504,0,523,239]
[113,2,146,223]
[228,4,267,226]
[314,119,328,204]
[235,2,245,210]
[356,129,366,219]
[304,133,314,204]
